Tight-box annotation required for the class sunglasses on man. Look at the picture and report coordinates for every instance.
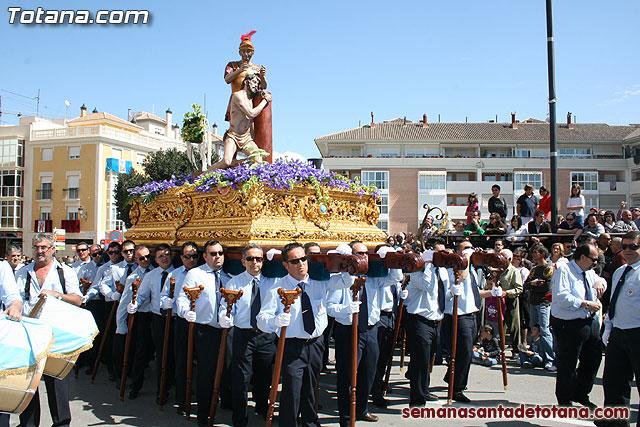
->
[621,243,640,251]
[287,256,307,264]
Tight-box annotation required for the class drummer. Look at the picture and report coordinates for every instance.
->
[15,232,82,427]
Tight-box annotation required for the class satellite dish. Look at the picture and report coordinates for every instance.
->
[64,100,71,107]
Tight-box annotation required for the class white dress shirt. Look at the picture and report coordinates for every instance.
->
[175,264,231,328]
[160,265,189,316]
[551,260,601,321]
[257,273,349,339]
[116,265,154,334]
[405,263,448,321]
[327,269,402,326]
[16,260,82,315]
[91,260,114,299]
[445,267,482,315]
[604,260,640,331]
[137,265,175,315]
[0,260,20,307]
[222,271,276,329]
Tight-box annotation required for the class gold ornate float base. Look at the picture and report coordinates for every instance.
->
[125,183,387,248]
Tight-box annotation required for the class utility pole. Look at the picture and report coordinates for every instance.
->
[546,0,559,231]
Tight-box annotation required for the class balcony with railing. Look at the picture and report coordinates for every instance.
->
[36,187,52,200]
[31,125,184,150]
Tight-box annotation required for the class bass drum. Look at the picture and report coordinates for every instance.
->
[28,294,98,379]
[0,315,53,414]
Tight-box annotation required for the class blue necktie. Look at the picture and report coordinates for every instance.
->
[299,283,315,335]
[358,283,368,332]
[608,265,633,321]
[215,270,221,321]
[250,277,261,329]
[160,271,168,290]
[437,270,446,313]
[125,263,133,279]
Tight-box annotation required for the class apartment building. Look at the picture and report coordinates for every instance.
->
[0,105,192,255]
[315,113,640,234]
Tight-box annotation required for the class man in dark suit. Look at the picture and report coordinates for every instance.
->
[527,210,552,249]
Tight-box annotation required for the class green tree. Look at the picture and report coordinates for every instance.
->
[115,148,208,227]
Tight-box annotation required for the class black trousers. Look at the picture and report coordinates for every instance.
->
[603,327,640,426]
[103,301,117,376]
[79,297,106,369]
[550,315,602,404]
[231,328,276,427]
[322,315,335,369]
[19,374,71,427]
[333,322,379,425]
[442,312,477,394]
[406,314,438,406]
[130,312,153,393]
[279,337,324,427]
[194,324,222,425]
[151,313,175,396]
[174,316,189,409]
[371,311,394,401]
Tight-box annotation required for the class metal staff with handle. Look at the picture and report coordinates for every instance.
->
[184,285,204,420]
[349,277,366,427]
[120,278,141,401]
[265,288,302,427]
[91,280,124,384]
[158,277,176,409]
[382,274,410,395]
[208,287,244,426]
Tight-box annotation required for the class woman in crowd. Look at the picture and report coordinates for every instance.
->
[465,193,479,224]
[566,184,585,227]
[484,213,507,247]
[548,242,568,267]
[506,215,526,248]
[603,210,617,233]
[538,186,551,219]
[583,213,605,238]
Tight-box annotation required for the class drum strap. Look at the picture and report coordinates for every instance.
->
[25,267,67,301]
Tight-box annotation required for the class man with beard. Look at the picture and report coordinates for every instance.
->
[210,73,272,170]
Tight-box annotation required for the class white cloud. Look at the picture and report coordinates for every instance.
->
[273,151,307,162]
[607,84,640,104]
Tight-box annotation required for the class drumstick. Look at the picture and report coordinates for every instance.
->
[350,277,366,427]
[382,274,410,395]
[158,277,176,409]
[120,278,141,401]
[90,280,124,384]
[265,288,302,427]
[184,285,204,420]
[208,287,243,426]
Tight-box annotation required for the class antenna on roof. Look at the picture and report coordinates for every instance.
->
[438,113,441,123]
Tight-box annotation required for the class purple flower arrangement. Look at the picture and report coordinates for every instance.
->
[127,158,380,202]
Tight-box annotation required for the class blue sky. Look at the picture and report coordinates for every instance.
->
[1,0,638,159]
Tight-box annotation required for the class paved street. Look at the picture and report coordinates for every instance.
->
[5,351,638,427]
